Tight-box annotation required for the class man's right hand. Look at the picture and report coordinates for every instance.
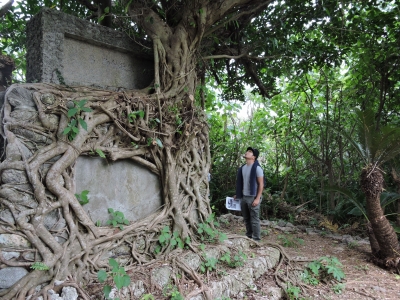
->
[233,195,236,200]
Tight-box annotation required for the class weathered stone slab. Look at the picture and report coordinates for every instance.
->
[0,233,31,248]
[75,157,162,224]
[0,267,28,289]
[26,8,154,91]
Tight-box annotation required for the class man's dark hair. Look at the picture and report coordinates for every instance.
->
[246,147,259,159]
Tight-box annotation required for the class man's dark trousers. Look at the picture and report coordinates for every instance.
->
[240,195,261,241]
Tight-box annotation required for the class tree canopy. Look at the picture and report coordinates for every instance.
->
[1,0,400,299]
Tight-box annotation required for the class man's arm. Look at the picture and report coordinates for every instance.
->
[252,176,264,206]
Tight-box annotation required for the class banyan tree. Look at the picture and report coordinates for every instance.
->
[3,0,399,299]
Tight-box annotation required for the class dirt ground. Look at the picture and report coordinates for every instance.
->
[84,215,400,300]
[220,219,400,300]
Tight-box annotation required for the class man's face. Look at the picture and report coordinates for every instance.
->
[244,149,255,159]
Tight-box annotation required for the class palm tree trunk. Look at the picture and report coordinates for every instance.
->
[390,168,400,227]
[361,165,400,263]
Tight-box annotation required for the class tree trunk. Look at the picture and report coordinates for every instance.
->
[390,168,400,227]
[361,165,400,268]
[0,54,15,91]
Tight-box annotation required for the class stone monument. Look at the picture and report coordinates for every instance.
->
[26,8,154,91]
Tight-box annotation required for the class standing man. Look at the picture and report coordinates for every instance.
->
[234,147,264,241]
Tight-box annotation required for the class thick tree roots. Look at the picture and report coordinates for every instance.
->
[0,83,212,299]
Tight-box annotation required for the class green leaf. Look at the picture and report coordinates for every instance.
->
[114,275,126,290]
[122,274,131,287]
[155,138,163,148]
[77,190,89,206]
[79,118,88,131]
[81,107,92,112]
[72,126,79,133]
[218,232,227,242]
[30,262,49,270]
[328,265,345,281]
[348,207,363,216]
[124,0,133,12]
[308,261,321,275]
[109,258,119,269]
[103,285,111,298]
[78,99,87,108]
[98,270,107,282]
[68,108,78,118]
[63,127,71,135]
[96,149,106,158]
[104,6,110,13]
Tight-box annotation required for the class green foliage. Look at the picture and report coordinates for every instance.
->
[140,295,155,300]
[301,269,319,286]
[155,226,188,253]
[30,262,49,271]
[319,230,328,237]
[155,138,163,148]
[332,108,400,167]
[149,118,160,128]
[128,110,145,122]
[106,208,129,230]
[261,229,270,236]
[332,283,345,294]
[197,213,227,243]
[277,234,304,248]
[96,149,106,158]
[219,251,247,268]
[199,256,218,273]
[285,283,301,300]
[162,283,184,300]
[347,241,358,249]
[63,100,92,141]
[75,190,89,206]
[199,250,247,274]
[302,256,345,286]
[146,137,163,148]
[98,6,110,22]
[97,258,131,300]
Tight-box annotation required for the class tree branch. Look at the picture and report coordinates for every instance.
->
[0,0,13,18]
[205,0,273,37]
[296,135,324,163]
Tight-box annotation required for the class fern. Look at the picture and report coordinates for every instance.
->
[31,262,49,270]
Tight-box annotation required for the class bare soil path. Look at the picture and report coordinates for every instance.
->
[221,219,400,300]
